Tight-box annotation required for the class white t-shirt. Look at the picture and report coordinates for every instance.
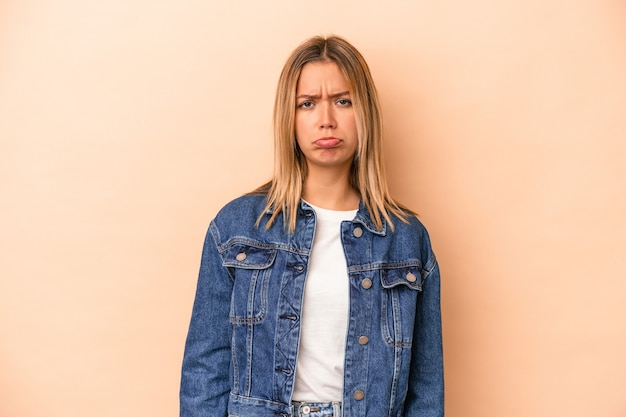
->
[292,202,358,402]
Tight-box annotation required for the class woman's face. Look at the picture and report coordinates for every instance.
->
[294,61,358,173]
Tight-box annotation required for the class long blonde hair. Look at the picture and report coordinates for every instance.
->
[256,35,410,232]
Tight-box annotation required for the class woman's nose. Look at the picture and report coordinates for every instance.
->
[319,102,336,129]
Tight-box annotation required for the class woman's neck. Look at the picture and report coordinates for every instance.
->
[301,168,360,211]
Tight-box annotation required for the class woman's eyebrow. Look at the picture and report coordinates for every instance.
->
[329,90,350,98]
[296,90,350,100]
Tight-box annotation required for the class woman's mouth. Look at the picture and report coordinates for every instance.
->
[314,137,341,148]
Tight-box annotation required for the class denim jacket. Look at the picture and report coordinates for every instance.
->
[180,195,444,417]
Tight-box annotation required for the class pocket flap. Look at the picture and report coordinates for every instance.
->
[222,244,276,269]
[380,266,423,291]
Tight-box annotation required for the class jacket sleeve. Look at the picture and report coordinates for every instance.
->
[404,253,445,417]
[180,221,232,417]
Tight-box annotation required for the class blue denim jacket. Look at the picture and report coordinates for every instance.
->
[180,195,444,417]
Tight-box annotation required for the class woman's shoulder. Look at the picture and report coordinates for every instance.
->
[215,192,269,221]
[392,210,430,238]
[206,192,272,245]
[385,201,426,232]
[387,206,436,252]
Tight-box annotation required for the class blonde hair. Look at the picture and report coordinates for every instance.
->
[256,35,410,232]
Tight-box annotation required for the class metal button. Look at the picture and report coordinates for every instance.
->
[358,335,369,345]
[353,227,363,238]
[354,390,365,400]
[406,272,417,282]
[235,252,247,261]
[301,405,311,414]
[361,278,372,289]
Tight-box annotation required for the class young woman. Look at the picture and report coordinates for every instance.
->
[180,35,444,417]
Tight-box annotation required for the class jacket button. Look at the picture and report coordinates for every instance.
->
[353,227,363,238]
[358,336,369,345]
[406,272,417,282]
[236,252,247,261]
[361,278,372,289]
[353,390,365,400]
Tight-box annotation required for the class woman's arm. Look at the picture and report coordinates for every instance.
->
[180,222,232,417]
[404,256,445,417]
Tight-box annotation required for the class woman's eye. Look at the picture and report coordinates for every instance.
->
[337,98,352,106]
[298,101,314,108]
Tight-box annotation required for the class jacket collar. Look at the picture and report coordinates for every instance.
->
[298,199,387,236]
[353,199,387,236]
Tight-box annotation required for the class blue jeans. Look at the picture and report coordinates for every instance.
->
[292,401,342,417]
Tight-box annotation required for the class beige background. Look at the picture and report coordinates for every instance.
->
[1,0,625,416]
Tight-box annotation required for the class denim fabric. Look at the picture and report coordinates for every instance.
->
[180,195,444,417]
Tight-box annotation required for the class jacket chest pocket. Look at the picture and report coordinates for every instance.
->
[222,244,277,324]
[380,266,423,347]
